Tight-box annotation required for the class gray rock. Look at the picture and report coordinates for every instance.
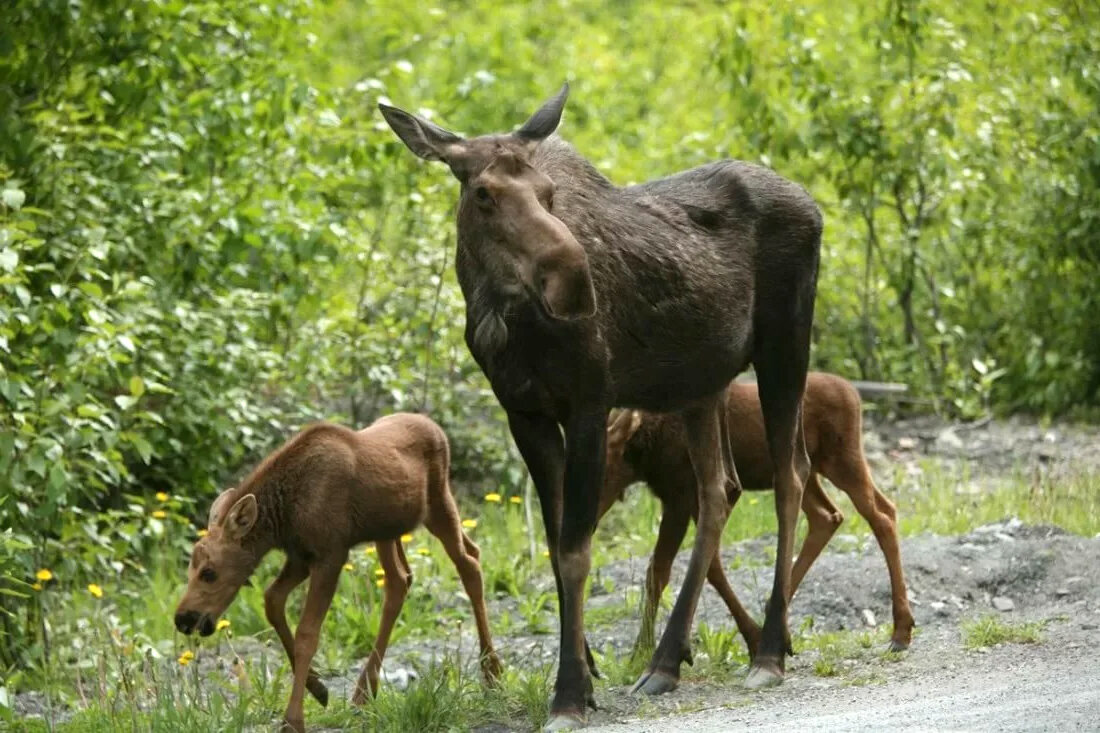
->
[861,609,877,627]
[992,596,1015,612]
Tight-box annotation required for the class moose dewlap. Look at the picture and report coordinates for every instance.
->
[173,414,501,733]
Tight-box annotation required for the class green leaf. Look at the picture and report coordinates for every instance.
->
[114,395,137,410]
[0,249,17,273]
[129,376,145,397]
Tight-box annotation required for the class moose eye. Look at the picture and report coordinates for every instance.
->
[546,192,554,213]
[474,186,493,205]
[199,567,217,583]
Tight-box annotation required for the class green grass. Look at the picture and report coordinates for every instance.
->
[961,615,1046,650]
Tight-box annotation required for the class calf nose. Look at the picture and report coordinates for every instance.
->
[175,610,199,634]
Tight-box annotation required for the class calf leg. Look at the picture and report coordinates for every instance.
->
[353,541,412,704]
[823,458,915,651]
[788,474,844,596]
[264,557,329,707]
[633,395,731,696]
[283,559,343,733]
[705,551,762,659]
[426,492,503,683]
[631,506,690,663]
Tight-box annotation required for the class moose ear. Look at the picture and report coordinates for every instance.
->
[608,409,643,441]
[515,82,569,142]
[223,494,259,540]
[378,103,464,162]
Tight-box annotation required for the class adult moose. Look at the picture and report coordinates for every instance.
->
[380,83,822,729]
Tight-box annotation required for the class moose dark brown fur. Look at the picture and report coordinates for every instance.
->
[599,372,915,661]
[173,415,501,733]
[381,84,821,728]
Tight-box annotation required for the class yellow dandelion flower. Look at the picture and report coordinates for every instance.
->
[374,568,386,578]
[364,545,376,555]
[748,496,759,506]
[343,563,354,571]
[216,619,231,632]
[416,548,430,556]
[375,578,385,588]
[36,569,53,582]
[197,529,208,537]
[461,519,477,529]
[32,582,42,591]
[87,583,104,599]
[178,650,195,666]
[155,492,169,502]
[509,496,522,505]
[152,510,167,519]
[484,492,502,503]
[400,534,413,543]
[541,550,550,558]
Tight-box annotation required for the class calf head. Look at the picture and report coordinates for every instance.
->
[379,83,597,321]
[599,409,644,518]
[174,490,261,636]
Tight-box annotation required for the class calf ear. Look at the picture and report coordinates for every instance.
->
[378,103,464,163]
[207,489,235,528]
[223,494,259,540]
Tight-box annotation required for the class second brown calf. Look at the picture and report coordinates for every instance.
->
[173,414,502,733]
[600,372,914,659]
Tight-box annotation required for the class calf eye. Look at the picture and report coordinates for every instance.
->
[475,186,493,205]
[199,567,217,583]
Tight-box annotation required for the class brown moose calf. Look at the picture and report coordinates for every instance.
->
[599,372,914,659]
[174,414,502,733]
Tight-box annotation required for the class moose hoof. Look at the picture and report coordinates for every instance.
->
[744,662,784,690]
[543,712,586,731]
[630,669,679,696]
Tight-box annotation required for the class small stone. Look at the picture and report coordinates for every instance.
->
[898,436,917,450]
[935,428,964,451]
[1056,588,1070,597]
[1081,623,1098,631]
[930,601,948,615]
[861,609,877,627]
[992,596,1015,612]
[1065,576,1083,585]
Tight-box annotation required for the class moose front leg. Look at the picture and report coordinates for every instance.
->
[633,395,731,696]
[544,406,607,731]
[507,411,600,681]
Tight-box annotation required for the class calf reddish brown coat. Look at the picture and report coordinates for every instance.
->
[173,415,501,733]
[599,373,914,658]
[381,84,822,726]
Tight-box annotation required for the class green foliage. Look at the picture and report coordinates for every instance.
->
[1,0,1098,688]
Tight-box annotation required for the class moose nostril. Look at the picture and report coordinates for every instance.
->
[199,617,216,637]
[175,610,198,634]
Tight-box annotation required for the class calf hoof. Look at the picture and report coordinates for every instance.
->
[744,660,784,690]
[281,717,305,733]
[307,676,329,707]
[630,669,679,696]
[482,652,504,684]
[888,638,910,653]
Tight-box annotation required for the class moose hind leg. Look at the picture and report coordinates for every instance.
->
[633,395,731,696]
[746,227,817,688]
